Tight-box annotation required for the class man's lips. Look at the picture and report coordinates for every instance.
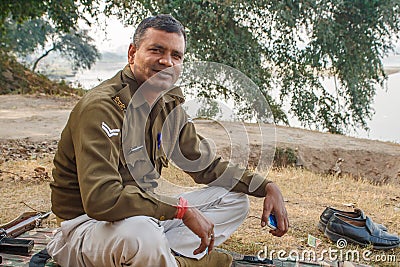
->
[153,69,174,78]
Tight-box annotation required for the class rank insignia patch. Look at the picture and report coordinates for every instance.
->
[113,96,126,110]
[101,122,120,137]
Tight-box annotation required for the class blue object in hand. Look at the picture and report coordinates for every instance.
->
[267,214,277,230]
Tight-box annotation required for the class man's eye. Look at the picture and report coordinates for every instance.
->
[173,54,182,60]
[150,48,161,52]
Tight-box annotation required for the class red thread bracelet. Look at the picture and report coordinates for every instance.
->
[175,197,188,219]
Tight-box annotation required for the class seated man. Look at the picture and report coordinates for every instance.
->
[47,14,289,267]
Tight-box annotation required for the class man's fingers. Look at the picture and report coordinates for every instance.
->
[261,207,272,227]
[193,232,215,255]
[269,225,285,237]
[269,212,289,237]
[193,245,206,255]
[276,212,286,232]
[193,237,209,255]
[208,235,215,252]
[284,214,289,232]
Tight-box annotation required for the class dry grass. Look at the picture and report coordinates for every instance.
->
[1,157,399,265]
[0,156,55,226]
[222,168,400,266]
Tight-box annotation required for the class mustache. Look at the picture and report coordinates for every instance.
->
[152,66,181,76]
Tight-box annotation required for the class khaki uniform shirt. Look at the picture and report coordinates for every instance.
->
[50,65,270,222]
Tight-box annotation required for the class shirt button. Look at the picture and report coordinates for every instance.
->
[159,215,166,221]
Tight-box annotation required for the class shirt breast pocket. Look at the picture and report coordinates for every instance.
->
[124,146,155,178]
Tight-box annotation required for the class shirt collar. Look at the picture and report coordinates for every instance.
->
[117,64,186,109]
[121,64,147,108]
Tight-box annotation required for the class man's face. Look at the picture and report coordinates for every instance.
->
[128,28,185,90]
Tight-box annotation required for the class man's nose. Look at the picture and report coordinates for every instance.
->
[159,55,173,67]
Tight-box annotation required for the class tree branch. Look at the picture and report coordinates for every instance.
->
[31,45,56,72]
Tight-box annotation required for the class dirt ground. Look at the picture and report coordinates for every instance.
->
[1,94,399,184]
[1,94,399,265]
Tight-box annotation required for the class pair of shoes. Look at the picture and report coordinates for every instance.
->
[318,206,387,233]
[175,250,233,267]
[321,211,400,250]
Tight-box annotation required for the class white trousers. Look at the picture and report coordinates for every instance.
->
[47,186,250,267]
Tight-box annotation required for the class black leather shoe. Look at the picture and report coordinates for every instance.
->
[325,213,400,250]
[318,207,387,232]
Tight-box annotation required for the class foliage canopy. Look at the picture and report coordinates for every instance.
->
[0,1,101,74]
[105,0,400,133]
[0,0,99,33]
[1,0,399,133]
[4,18,100,72]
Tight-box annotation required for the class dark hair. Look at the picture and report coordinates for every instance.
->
[133,14,186,48]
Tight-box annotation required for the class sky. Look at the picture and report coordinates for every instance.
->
[89,17,133,54]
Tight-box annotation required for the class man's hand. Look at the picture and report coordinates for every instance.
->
[182,207,215,255]
[261,182,289,237]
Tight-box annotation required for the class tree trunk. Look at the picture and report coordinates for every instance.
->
[32,46,56,72]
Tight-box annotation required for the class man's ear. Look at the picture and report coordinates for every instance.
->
[128,44,137,64]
